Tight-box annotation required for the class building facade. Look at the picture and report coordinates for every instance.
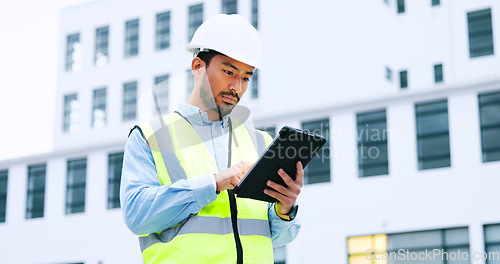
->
[0,0,499,263]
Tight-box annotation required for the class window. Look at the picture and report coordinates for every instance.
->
[397,0,405,13]
[125,19,139,57]
[274,246,286,264]
[252,0,258,28]
[222,0,237,14]
[108,152,123,209]
[484,224,500,264]
[348,227,469,264]
[257,125,276,139]
[432,0,440,6]
[26,164,46,219]
[399,70,408,89]
[357,110,389,177]
[94,26,109,66]
[251,69,259,98]
[156,11,171,50]
[478,90,500,162]
[302,119,330,184]
[386,66,392,81]
[188,4,204,42]
[65,33,81,71]
[187,69,194,100]
[92,88,106,129]
[123,81,137,121]
[468,8,494,58]
[434,64,443,83]
[153,74,169,115]
[66,158,86,214]
[415,100,451,170]
[0,169,7,223]
[63,93,79,133]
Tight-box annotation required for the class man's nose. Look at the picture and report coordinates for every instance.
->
[229,78,242,93]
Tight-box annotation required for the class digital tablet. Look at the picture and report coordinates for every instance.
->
[233,126,327,203]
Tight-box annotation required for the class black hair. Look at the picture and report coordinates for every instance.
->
[196,49,224,67]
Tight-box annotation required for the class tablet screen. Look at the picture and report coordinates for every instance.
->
[234,126,326,203]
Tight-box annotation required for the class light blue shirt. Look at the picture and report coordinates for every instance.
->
[120,103,300,248]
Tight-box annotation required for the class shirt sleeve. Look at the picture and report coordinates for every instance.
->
[268,203,301,248]
[120,128,218,235]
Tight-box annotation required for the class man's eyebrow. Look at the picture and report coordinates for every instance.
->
[222,62,254,76]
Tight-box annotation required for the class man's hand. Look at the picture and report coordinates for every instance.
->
[214,161,254,192]
[264,161,304,215]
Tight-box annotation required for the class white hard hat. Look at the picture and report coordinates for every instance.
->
[186,14,263,69]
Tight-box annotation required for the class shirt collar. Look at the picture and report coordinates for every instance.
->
[176,103,230,127]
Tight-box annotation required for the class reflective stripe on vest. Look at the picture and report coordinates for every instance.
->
[139,216,271,252]
[136,113,274,264]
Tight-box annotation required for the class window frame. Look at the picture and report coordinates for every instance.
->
[65,33,81,71]
[153,74,170,115]
[222,0,238,15]
[108,152,124,209]
[0,169,8,223]
[415,99,451,170]
[94,26,109,66]
[92,87,107,128]
[26,164,46,219]
[124,18,140,58]
[123,81,138,121]
[252,0,259,29]
[251,69,259,99]
[63,93,78,133]
[188,4,204,42]
[301,118,331,184]
[386,67,392,82]
[156,11,171,50]
[399,70,408,89]
[397,0,405,14]
[434,63,443,83]
[187,69,194,100]
[478,90,500,162]
[467,8,494,58]
[356,109,389,177]
[66,158,87,214]
[484,223,500,264]
[348,227,469,264]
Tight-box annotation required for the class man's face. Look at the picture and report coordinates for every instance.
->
[199,54,254,117]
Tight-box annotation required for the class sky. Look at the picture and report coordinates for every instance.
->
[0,0,91,160]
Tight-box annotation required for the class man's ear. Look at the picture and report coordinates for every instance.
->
[191,57,206,78]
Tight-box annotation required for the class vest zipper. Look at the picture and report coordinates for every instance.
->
[227,119,243,264]
[228,190,243,264]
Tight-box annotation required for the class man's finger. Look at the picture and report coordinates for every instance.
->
[263,188,285,204]
[295,161,304,186]
[266,180,291,197]
[277,169,294,186]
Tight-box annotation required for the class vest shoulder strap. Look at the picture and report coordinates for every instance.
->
[136,113,185,185]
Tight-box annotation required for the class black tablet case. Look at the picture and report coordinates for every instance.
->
[234,126,327,203]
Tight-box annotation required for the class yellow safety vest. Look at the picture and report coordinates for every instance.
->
[135,112,274,264]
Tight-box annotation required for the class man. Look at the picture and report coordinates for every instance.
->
[121,14,302,264]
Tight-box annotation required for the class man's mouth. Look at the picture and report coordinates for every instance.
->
[221,94,238,104]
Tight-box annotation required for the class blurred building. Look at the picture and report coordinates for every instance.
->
[1,0,500,263]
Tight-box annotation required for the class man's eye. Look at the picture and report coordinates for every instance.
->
[242,77,250,82]
[223,70,233,75]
